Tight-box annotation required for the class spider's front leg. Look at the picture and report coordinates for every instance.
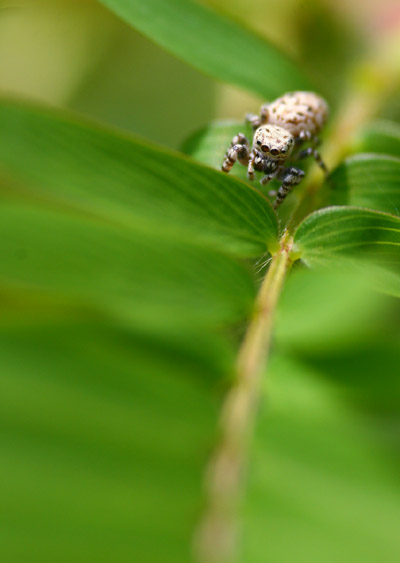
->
[221,133,250,173]
[273,166,305,209]
[247,154,255,181]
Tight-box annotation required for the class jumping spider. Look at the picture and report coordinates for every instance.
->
[221,91,329,208]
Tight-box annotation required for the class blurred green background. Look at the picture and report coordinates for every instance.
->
[1,1,400,562]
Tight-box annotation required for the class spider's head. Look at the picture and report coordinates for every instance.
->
[253,124,294,160]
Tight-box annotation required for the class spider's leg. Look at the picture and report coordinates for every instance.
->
[221,133,250,173]
[260,174,275,187]
[261,162,281,195]
[296,145,328,174]
[273,167,305,209]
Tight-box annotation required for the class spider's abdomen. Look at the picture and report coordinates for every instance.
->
[266,91,328,138]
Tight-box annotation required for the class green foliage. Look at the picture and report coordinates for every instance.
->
[294,206,400,267]
[99,0,312,99]
[294,206,400,297]
[0,101,278,258]
[0,98,271,562]
[1,1,400,562]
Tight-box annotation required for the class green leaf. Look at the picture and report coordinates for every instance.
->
[0,320,226,562]
[356,120,400,157]
[294,206,400,270]
[242,353,400,563]
[293,206,400,298]
[0,104,259,563]
[0,100,278,257]
[327,154,400,216]
[0,100,258,561]
[98,0,312,99]
[0,201,256,332]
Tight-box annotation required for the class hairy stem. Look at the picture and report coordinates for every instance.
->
[194,233,293,562]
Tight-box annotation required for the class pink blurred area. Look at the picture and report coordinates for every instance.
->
[329,0,400,35]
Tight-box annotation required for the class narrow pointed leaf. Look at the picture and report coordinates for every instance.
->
[98,0,312,99]
[327,154,400,215]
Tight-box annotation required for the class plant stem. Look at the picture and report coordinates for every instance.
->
[194,233,293,563]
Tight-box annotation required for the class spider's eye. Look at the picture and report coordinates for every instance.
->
[270,148,280,156]
[257,140,261,146]
[261,145,269,152]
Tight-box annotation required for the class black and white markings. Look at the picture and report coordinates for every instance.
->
[221,91,329,208]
